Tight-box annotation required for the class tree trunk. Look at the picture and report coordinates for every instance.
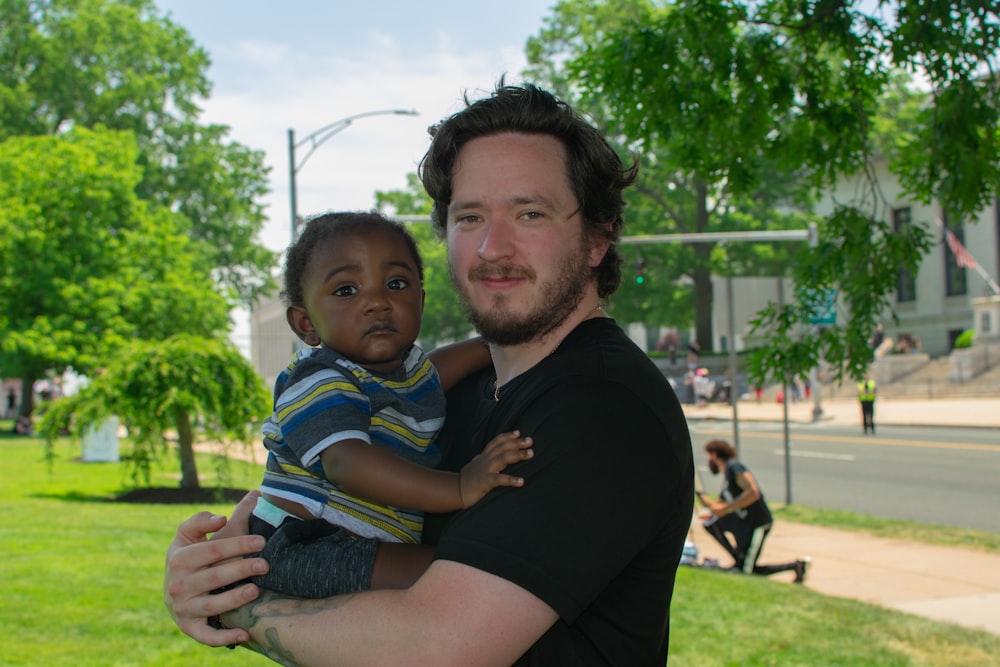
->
[693,253,715,352]
[175,405,200,490]
[18,369,39,418]
[693,179,715,352]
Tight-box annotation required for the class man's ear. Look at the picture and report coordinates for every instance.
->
[287,306,321,347]
[589,222,613,268]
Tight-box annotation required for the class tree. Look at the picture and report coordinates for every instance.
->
[375,174,472,347]
[528,0,998,383]
[41,334,271,490]
[0,0,276,304]
[525,0,813,350]
[0,127,232,417]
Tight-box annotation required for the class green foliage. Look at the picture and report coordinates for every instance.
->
[748,205,932,384]
[525,0,820,349]
[953,328,975,349]
[40,334,271,489]
[0,127,234,417]
[526,0,1000,382]
[0,0,276,304]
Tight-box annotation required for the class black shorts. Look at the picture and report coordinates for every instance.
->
[248,513,379,599]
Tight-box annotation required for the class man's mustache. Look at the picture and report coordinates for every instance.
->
[468,264,535,282]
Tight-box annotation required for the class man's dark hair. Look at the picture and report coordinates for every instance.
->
[281,211,423,308]
[418,81,638,298]
[705,439,737,462]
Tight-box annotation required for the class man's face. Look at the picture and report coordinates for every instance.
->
[707,453,720,475]
[444,132,606,345]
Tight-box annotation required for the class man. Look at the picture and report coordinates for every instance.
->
[164,82,694,666]
[857,373,877,434]
[697,439,808,582]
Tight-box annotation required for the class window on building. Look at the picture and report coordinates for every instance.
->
[894,207,917,302]
[942,212,969,297]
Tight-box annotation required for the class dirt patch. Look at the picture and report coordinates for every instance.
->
[114,487,251,504]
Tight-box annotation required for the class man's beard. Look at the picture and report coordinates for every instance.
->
[708,460,720,475]
[452,242,592,346]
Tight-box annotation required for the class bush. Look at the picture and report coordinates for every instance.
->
[954,329,975,349]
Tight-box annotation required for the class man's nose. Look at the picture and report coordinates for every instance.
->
[477,217,516,260]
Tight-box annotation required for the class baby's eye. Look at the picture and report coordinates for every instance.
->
[387,278,410,291]
[333,285,358,297]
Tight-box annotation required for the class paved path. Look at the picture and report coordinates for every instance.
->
[682,395,1000,636]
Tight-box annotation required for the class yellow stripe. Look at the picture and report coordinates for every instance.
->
[370,415,433,447]
[276,379,358,421]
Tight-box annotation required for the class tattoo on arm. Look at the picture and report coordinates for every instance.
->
[223,589,359,667]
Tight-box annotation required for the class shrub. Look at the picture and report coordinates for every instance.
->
[953,329,975,349]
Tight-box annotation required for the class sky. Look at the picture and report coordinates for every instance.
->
[155,0,560,253]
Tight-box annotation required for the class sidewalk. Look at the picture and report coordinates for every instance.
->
[683,395,1000,429]
[682,395,1000,637]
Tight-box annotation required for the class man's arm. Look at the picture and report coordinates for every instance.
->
[705,469,762,517]
[233,559,557,667]
[164,497,557,666]
[725,470,762,512]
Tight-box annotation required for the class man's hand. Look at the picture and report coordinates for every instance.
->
[163,491,270,647]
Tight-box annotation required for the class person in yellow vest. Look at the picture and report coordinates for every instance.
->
[857,374,877,434]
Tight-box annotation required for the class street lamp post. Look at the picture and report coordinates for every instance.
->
[288,108,419,241]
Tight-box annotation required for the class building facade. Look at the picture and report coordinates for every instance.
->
[710,159,1000,358]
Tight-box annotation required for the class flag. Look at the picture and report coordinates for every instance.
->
[944,228,977,269]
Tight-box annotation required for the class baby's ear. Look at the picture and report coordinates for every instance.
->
[286,306,320,347]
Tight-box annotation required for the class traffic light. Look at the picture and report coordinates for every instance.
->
[635,257,646,285]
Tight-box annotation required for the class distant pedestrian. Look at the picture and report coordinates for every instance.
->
[6,387,16,419]
[687,341,700,371]
[697,440,809,582]
[857,373,877,434]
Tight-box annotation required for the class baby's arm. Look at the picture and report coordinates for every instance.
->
[427,337,491,392]
[321,431,532,512]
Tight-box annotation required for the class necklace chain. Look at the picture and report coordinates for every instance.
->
[492,303,603,402]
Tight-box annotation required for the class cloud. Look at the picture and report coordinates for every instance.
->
[200,37,530,252]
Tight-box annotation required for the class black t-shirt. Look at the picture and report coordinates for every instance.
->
[723,460,773,528]
[423,319,694,666]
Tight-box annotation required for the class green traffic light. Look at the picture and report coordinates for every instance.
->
[636,275,645,285]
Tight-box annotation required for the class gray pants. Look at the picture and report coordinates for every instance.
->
[249,514,379,599]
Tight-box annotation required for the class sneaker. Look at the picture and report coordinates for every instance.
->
[793,558,811,584]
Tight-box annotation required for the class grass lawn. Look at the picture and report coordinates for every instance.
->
[2,427,998,666]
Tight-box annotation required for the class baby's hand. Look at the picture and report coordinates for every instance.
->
[458,430,533,508]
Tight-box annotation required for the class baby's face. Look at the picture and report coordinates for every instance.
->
[302,230,424,374]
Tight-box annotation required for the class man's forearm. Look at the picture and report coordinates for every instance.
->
[225,590,361,666]
[221,559,553,667]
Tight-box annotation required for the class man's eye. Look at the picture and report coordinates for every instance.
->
[333,285,357,297]
[521,210,545,221]
[455,214,482,225]
[387,278,410,290]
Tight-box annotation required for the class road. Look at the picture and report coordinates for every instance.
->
[688,421,1000,533]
